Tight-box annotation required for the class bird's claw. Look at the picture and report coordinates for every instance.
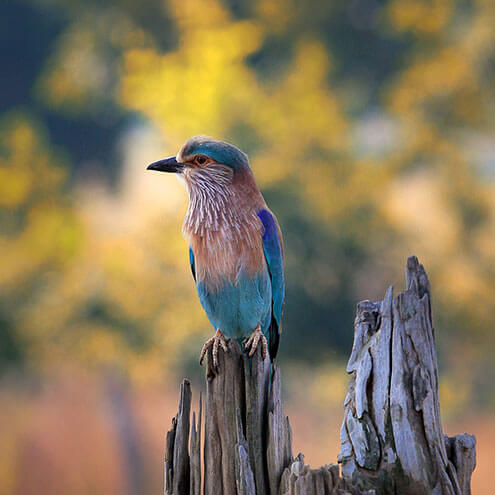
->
[244,325,268,359]
[199,329,228,368]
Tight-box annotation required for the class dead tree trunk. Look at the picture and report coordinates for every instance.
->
[165,341,295,495]
[338,256,476,494]
[164,256,476,494]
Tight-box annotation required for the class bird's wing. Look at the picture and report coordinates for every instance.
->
[257,209,285,360]
[189,246,196,282]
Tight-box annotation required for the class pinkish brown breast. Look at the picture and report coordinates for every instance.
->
[182,166,267,289]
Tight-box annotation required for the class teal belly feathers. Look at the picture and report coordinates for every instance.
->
[196,269,272,339]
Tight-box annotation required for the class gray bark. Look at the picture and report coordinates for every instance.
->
[189,396,201,495]
[338,256,476,495]
[267,366,293,495]
[243,346,270,495]
[204,339,245,494]
[165,379,191,495]
[163,256,476,494]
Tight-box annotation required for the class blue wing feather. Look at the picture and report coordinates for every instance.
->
[257,209,284,359]
[189,246,196,281]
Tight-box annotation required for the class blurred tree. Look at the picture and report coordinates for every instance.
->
[0,113,81,371]
[381,0,495,407]
[0,0,493,410]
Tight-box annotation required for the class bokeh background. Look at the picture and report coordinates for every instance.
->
[1,0,494,492]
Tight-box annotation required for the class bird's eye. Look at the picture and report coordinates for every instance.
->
[196,155,207,165]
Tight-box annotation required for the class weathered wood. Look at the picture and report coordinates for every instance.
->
[165,341,295,495]
[338,256,476,495]
[164,379,191,495]
[164,417,176,495]
[236,408,257,495]
[267,366,293,495]
[205,339,245,495]
[243,344,270,495]
[174,380,191,495]
[445,434,476,495]
[189,394,201,495]
[163,256,476,495]
[280,453,363,495]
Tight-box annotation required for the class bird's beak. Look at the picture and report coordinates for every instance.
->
[146,156,184,173]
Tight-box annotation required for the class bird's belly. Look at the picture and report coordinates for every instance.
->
[196,269,272,339]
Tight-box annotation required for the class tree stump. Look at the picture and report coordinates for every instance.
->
[165,342,294,495]
[164,256,476,494]
[339,256,476,494]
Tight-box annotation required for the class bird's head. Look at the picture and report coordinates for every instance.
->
[146,136,250,188]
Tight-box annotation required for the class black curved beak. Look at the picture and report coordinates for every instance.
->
[146,156,184,173]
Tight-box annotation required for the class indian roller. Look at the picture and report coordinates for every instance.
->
[147,136,284,367]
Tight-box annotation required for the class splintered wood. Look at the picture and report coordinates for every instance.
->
[164,256,476,494]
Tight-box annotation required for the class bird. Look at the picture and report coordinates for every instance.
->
[147,136,284,368]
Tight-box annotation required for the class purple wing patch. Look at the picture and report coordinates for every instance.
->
[257,209,278,243]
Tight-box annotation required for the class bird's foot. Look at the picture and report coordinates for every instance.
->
[244,325,268,359]
[199,329,228,368]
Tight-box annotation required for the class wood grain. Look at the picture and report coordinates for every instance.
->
[164,257,476,494]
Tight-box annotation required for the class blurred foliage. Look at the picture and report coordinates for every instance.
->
[0,114,81,370]
[1,1,495,493]
[0,0,494,412]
